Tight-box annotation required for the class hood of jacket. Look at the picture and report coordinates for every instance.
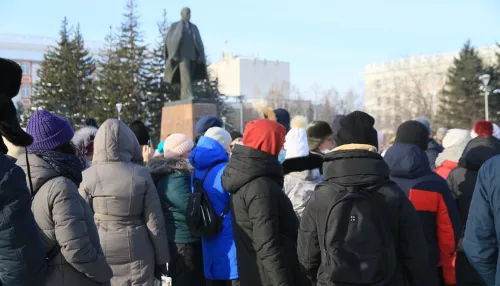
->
[147,156,192,183]
[17,153,61,192]
[459,136,500,171]
[92,119,143,164]
[435,140,469,168]
[189,136,229,170]
[384,143,432,179]
[222,144,283,194]
[323,144,389,187]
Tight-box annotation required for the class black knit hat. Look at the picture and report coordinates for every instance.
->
[129,120,150,145]
[230,131,242,141]
[0,58,33,154]
[307,121,333,151]
[395,120,429,151]
[335,111,378,149]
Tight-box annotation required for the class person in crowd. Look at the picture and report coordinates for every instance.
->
[264,107,291,163]
[384,120,461,285]
[306,120,334,157]
[18,110,112,285]
[230,131,243,150]
[415,117,444,169]
[331,114,344,135]
[153,140,165,158]
[282,116,323,217]
[471,120,495,139]
[72,123,98,169]
[298,111,434,286]
[130,119,154,163]
[0,58,47,286]
[79,119,169,285]
[434,129,470,179]
[221,119,306,286]
[493,123,500,139]
[264,107,291,132]
[190,127,239,286]
[463,154,500,286]
[435,127,448,145]
[147,134,204,286]
[447,121,500,286]
[85,117,99,129]
[195,116,223,143]
[381,136,395,157]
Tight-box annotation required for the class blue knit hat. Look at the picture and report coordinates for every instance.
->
[26,110,74,151]
[195,116,223,135]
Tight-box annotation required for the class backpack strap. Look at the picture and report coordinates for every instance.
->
[220,196,231,219]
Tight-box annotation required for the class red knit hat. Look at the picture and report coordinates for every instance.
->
[473,120,493,137]
[243,119,286,157]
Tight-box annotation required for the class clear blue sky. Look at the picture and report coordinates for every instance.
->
[1,0,499,96]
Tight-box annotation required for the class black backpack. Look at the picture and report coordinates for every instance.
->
[320,183,396,286]
[186,163,231,237]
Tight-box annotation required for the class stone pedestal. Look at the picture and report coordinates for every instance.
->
[160,99,217,141]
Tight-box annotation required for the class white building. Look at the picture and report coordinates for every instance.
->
[362,45,500,133]
[209,53,290,99]
[0,34,101,108]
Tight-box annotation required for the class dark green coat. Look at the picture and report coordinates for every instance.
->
[147,157,198,243]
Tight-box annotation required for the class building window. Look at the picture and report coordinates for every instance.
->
[377,97,381,107]
[375,80,381,89]
[21,62,30,76]
[385,97,391,105]
[21,85,30,98]
[394,95,400,107]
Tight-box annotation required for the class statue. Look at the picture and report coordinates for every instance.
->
[164,7,208,101]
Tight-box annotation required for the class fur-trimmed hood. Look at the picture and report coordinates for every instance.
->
[147,157,193,183]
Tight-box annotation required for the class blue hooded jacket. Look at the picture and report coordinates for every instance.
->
[464,154,500,285]
[189,136,238,280]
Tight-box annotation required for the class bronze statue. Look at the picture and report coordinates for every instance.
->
[164,7,208,100]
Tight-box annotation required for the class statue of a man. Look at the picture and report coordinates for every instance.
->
[164,7,207,100]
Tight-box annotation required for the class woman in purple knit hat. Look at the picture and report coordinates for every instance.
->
[17,110,112,286]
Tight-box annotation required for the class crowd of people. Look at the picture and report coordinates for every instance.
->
[2,58,500,286]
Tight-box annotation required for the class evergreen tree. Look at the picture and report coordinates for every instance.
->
[23,18,96,128]
[93,26,123,122]
[437,41,494,128]
[114,0,148,123]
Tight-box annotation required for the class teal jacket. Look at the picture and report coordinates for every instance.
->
[147,157,198,243]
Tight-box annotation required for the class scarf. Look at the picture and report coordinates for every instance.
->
[31,150,83,187]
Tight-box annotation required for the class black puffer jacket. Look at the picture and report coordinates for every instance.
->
[221,145,305,286]
[447,136,500,286]
[297,145,436,286]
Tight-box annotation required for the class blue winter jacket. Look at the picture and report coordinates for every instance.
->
[0,153,46,285]
[464,154,500,285]
[189,136,238,280]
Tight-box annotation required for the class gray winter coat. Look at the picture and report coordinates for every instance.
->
[79,119,170,286]
[18,154,113,286]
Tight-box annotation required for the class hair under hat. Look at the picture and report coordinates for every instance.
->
[163,133,194,158]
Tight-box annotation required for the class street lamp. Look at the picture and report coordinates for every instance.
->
[116,103,123,120]
[222,116,227,129]
[480,74,492,121]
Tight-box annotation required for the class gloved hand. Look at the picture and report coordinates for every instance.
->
[154,264,168,280]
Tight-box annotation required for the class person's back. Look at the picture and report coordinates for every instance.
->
[385,120,461,285]
[190,127,239,285]
[80,119,169,285]
[18,110,112,286]
[450,136,500,286]
[298,111,433,286]
[434,129,471,179]
[222,119,305,286]
[464,155,500,285]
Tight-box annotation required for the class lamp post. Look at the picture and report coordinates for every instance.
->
[222,116,227,129]
[116,103,123,120]
[480,74,492,121]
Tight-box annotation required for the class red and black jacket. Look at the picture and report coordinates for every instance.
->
[385,143,461,285]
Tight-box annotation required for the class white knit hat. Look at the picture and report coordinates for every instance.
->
[442,129,470,149]
[284,128,309,159]
[163,133,194,158]
[205,127,232,151]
